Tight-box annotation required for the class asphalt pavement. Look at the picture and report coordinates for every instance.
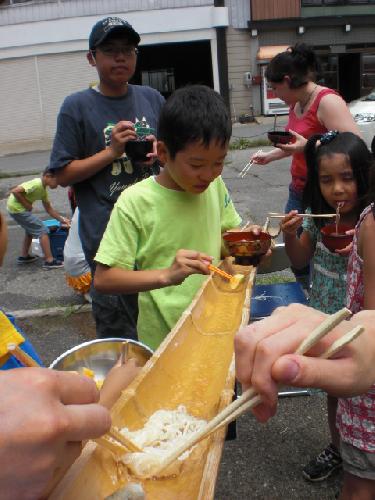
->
[0,118,350,499]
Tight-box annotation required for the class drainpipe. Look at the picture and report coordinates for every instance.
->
[214,0,230,109]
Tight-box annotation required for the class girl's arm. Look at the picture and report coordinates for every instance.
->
[360,213,375,309]
[317,94,360,136]
[94,249,213,294]
[10,187,32,211]
[42,201,70,226]
[281,212,315,270]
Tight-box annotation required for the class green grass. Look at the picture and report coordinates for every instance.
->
[229,138,271,151]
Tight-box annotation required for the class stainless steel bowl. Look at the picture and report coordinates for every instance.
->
[49,338,153,384]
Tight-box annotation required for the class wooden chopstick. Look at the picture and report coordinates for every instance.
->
[7,343,40,367]
[107,427,142,453]
[268,212,336,219]
[155,307,354,473]
[208,264,233,281]
[95,436,128,455]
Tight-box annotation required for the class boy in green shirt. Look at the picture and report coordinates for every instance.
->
[7,169,70,269]
[94,85,242,350]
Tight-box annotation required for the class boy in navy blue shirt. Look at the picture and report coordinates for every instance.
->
[49,17,165,340]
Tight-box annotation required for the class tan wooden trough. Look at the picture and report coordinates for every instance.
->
[51,262,256,500]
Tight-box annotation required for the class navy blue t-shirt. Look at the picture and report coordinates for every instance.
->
[49,85,165,265]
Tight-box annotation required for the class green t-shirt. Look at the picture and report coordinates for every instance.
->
[95,176,241,350]
[7,178,49,213]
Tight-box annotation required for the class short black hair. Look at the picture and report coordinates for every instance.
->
[157,85,232,159]
[303,132,374,228]
[265,43,320,89]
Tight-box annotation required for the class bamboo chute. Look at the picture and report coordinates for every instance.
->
[50,261,257,500]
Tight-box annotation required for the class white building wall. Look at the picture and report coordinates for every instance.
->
[0,5,228,148]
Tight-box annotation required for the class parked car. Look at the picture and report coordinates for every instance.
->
[349,88,375,124]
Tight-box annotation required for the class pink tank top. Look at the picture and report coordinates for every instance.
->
[287,88,338,192]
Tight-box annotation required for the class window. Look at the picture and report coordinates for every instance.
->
[141,69,175,95]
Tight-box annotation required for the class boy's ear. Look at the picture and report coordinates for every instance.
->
[87,51,96,67]
[157,141,169,164]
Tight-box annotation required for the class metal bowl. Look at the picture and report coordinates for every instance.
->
[49,338,153,385]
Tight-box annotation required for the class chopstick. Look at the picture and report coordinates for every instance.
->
[208,264,233,281]
[156,307,361,473]
[268,212,336,219]
[107,427,142,453]
[7,343,40,367]
[238,149,263,178]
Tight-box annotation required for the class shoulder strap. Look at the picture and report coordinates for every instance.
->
[309,88,339,114]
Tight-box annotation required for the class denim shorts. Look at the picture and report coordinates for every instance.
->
[341,441,375,480]
[9,211,48,238]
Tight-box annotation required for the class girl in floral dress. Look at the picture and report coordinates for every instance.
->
[280,131,373,483]
[336,183,375,497]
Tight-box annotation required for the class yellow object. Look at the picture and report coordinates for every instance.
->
[82,367,95,379]
[50,262,257,500]
[65,272,92,294]
[0,311,25,363]
[229,273,245,290]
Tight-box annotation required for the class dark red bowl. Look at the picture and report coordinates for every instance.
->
[125,139,153,162]
[321,224,354,252]
[267,130,295,145]
[223,231,271,258]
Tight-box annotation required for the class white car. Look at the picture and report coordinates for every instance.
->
[349,89,375,124]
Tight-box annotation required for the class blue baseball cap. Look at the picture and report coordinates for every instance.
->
[89,17,141,50]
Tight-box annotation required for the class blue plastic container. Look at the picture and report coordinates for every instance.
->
[48,227,68,261]
[250,282,307,320]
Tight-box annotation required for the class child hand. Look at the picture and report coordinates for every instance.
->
[335,229,355,255]
[60,216,71,228]
[166,250,213,285]
[143,134,158,165]
[280,210,303,236]
[109,121,137,158]
[99,358,141,409]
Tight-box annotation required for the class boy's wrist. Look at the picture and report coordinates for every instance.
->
[158,269,172,288]
[105,145,121,162]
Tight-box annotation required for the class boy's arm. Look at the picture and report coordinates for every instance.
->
[54,121,137,187]
[10,187,32,211]
[94,249,212,294]
[361,213,375,309]
[42,201,70,226]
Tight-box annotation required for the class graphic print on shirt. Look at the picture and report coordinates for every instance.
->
[103,123,134,176]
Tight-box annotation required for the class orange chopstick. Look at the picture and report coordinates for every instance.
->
[208,264,232,281]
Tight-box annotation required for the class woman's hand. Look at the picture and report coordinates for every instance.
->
[251,151,273,165]
[164,249,212,286]
[278,130,307,154]
[280,210,303,236]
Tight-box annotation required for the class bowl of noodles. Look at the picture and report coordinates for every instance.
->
[321,223,354,252]
[223,230,271,265]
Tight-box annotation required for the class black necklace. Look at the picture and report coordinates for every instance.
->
[299,84,318,114]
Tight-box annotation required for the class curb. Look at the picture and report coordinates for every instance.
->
[11,303,92,320]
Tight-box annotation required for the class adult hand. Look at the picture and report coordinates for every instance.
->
[165,249,212,286]
[280,210,303,236]
[109,121,137,159]
[0,368,111,500]
[250,151,272,165]
[235,304,375,423]
[278,130,307,154]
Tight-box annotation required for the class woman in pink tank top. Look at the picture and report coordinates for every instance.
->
[251,44,359,215]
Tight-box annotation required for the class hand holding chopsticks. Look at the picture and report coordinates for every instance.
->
[238,149,263,178]
[155,307,364,474]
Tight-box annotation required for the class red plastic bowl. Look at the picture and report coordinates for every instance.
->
[267,130,295,145]
[320,224,354,252]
